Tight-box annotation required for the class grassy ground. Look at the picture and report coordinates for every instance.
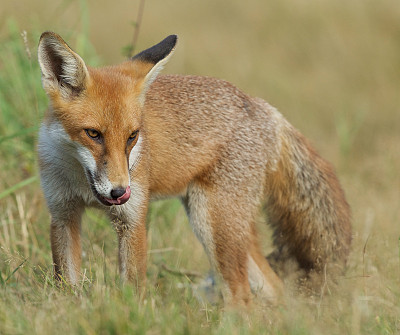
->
[0,0,399,333]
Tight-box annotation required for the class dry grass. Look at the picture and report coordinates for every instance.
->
[0,0,399,333]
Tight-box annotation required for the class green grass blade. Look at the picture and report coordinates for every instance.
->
[5,259,27,283]
[0,175,38,200]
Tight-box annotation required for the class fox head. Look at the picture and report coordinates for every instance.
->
[38,32,177,206]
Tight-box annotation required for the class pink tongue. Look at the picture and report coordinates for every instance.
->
[106,186,131,205]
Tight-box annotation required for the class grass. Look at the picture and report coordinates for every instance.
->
[0,0,399,333]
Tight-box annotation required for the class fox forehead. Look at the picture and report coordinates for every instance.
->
[51,66,142,135]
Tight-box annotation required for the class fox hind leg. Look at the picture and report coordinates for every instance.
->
[184,182,282,305]
[248,228,283,302]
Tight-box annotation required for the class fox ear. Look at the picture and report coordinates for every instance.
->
[131,35,177,104]
[38,32,89,99]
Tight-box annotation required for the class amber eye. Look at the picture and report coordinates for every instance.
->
[128,130,139,143]
[85,129,101,140]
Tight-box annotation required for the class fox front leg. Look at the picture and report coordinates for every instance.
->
[113,216,148,289]
[110,181,149,291]
[50,206,84,284]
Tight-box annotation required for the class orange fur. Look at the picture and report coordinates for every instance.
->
[38,32,351,305]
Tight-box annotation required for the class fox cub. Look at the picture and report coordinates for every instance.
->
[37,32,351,305]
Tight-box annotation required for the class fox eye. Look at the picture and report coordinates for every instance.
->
[128,130,139,143]
[85,129,101,140]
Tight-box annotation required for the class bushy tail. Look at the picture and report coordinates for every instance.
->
[264,118,351,276]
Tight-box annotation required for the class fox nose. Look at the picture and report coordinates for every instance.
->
[110,187,128,199]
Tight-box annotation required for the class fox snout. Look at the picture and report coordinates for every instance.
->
[85,169,131,206]
[104,186,131,206]
[93,182,131,207]
[73,137,133,206]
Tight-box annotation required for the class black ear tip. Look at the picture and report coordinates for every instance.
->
[160,34,178,52]
[131,34,178,64]
[166,34,178,46]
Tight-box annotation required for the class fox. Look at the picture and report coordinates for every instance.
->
[37,32,351,305]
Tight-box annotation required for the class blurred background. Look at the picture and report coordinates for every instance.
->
[0,0,399,333]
